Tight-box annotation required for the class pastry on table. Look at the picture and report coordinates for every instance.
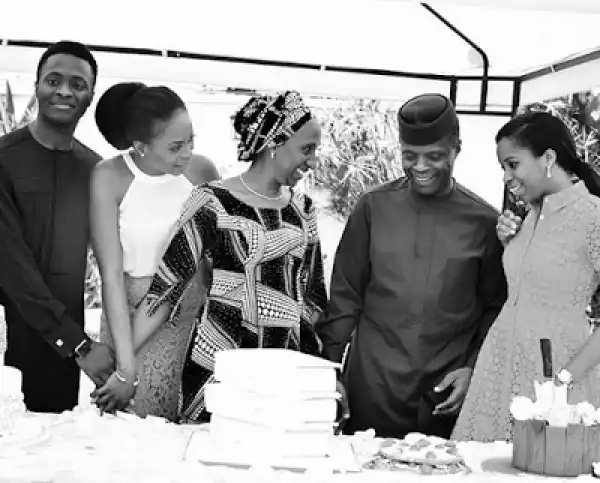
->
[363,432,471,475]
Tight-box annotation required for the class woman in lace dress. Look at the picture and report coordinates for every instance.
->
[128,91,329,422]
[453,112,600,442]
[89,83,219,419]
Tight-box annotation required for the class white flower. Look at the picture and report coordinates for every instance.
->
[546,405,579,427]
[510,396,536,421]
[576,402,596,426]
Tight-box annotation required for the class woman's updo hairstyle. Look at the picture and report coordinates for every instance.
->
[95,82,186,150]
[496,111,600,197]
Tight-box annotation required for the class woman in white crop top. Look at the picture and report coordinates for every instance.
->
[89,82,219,419]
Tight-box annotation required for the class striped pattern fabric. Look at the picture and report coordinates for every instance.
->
[146,183,328,421]
[236,91,311,161]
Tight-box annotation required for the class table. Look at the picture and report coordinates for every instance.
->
[0,408,595,483]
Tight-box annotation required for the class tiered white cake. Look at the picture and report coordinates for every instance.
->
[205,348,341,461]
[0,305,27,435]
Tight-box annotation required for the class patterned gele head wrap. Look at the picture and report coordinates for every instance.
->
[234,91,312,162]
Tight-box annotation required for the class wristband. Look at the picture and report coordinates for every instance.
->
[73,337,93,359]
[114,370,140,387]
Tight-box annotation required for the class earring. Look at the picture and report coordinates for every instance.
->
[546,164,552,178]
[270,150,275,160]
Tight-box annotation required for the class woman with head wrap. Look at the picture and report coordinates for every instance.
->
[126,91,329,421]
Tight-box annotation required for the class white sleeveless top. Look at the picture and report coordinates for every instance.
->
[119,152,194,277]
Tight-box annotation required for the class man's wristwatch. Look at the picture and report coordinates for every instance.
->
[556,368,574,387]
[72,337,93,359]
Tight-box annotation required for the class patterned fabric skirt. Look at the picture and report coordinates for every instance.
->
[100,274,201,421]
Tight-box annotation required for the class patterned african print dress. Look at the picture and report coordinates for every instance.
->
[146,184,328,421]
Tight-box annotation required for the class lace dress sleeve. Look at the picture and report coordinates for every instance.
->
[586,215,600,273]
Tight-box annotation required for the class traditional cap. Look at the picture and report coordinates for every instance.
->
[397,93,459,145]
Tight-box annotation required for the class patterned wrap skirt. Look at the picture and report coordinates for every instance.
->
[100,273,202,421]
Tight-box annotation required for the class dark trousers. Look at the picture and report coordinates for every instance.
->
[343,394,457,439]
[416,394,458,439]
[6,319,80,413]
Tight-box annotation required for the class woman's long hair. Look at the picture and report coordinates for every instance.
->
[496,111,600,197]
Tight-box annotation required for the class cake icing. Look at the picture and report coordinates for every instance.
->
[509,380,599,425]
[198,349,342,468]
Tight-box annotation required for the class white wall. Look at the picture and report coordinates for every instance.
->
[454,115,507,209]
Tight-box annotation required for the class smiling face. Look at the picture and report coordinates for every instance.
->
[272,118,321,186]
[401,136,460,196]
[497,137,553,204]
[36,53,94,127]
[135,108,195,176]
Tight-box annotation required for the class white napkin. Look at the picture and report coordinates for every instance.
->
[534,380,578,427]
[553,383,568,406]
[534,380,567,407]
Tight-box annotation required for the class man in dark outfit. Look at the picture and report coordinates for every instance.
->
[318,94,507,438]
[0,41,114,413]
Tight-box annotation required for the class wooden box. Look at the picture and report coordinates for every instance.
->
[512,420,600,477]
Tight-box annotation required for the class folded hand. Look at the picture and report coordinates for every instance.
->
[91,371,138,414]
[432,367,473,416]
[336,380,350,421]
[76,342,115,387]
[497,210,522,246]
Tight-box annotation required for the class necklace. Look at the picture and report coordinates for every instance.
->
[239,174,284,201]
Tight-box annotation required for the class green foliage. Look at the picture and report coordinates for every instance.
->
[85,251,102,309]
[0,80,36,133]
[519,94,600,170]
[309,99,403,219]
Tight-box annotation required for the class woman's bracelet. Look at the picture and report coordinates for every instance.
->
[114,370,140,387]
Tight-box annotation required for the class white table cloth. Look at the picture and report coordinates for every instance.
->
[0,410,595,483]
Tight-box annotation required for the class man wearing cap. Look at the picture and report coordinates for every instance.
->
[317,94,507,438]
[0,41,115,412]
